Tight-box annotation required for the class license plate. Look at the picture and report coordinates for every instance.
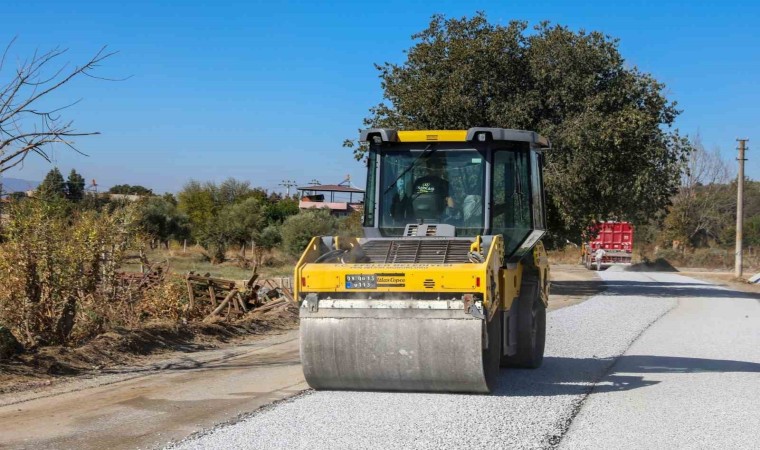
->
[345,274,377,289]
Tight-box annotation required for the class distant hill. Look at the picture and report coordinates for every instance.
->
[0,177,40,193]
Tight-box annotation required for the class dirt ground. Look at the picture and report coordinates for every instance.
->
[0,304,299,395]
[548,263,605,310]
[0,330,304,450]
[0,265,601,450]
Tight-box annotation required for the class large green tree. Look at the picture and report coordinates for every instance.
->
[66,169,86,202]
[177,180,217,242]
[348,14,691,242]
[108,184,153,196]
[281,209,338,257]
[219,197,266,256]
[265,197,300,224]
[137,196,191,248]
[217,178,254,204]
[37,168,66,201]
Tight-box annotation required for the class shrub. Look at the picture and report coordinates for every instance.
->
[0,200,189,348]
[257,225,282,251]
[337,210,364,237]
[280,209,338,257]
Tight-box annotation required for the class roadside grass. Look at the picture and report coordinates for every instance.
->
[550,243,759,275]
[548,246,582,265]
[123,244,296,281]
[639,245,760,272]
[127,242,760,284]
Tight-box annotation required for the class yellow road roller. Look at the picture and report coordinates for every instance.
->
[294,128,550,393]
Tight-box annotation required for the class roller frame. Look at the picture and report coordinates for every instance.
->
[300,298,497,393]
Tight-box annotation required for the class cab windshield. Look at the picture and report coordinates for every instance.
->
[378,146,486,236]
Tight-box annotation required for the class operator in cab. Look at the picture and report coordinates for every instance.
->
[410,156,458,223]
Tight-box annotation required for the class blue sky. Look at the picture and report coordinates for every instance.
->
[1,0,758,193]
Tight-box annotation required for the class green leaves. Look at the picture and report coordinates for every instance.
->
[281,209,338,257]
[176,178,301,263]
[137,196,190,246]
[37,168,66,201]
[353,13,692,243]
[108,184,154,196]
[66,169,86,202]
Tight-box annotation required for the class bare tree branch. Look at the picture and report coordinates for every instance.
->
[666,133,735,246]
[0,36,17,75]
[0,39,117,173]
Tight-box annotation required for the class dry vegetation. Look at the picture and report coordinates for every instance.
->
[126,244,295,281]
[0,200,198,350]
[0,199,302,389]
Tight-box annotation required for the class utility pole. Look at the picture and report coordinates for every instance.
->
[279,179,297,197]
[735,138,749,278]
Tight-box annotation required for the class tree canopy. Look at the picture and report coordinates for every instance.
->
[37,168,66,201]
[137,196,190,248]
[66,169,86,202]
[281,209,338,257]
[176,178,302,263]
[108,184,153,196]
[348,13,691,242]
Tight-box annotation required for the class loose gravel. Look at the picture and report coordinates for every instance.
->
[561,273,760,450]
[173,271,679,450]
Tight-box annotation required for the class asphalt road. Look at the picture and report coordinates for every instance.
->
[175,271,760,450]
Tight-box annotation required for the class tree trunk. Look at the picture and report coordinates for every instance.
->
[56,297,77,344]
[22,258,42,346]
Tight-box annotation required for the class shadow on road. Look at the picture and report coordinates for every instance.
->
[553,280,760,300]
[494,355,760,397]
[550,279,606,297]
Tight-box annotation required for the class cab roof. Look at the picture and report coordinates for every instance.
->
[359,127,550,149]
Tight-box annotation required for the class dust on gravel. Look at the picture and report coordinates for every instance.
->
[0,302,299,395]
[172,272,677,450]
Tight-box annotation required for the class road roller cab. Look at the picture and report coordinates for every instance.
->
[295,128,551,393]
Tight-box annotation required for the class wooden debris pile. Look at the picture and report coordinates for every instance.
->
[185,268,295,321]
[116,256,168,295]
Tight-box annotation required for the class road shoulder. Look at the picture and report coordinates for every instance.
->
[0,330,304,450]
[0,264,603,450]
[549,264,605,311]
[560,272,760,449]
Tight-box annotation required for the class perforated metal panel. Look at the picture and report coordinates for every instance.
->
[360,239,472,264]
[403,224,455,237]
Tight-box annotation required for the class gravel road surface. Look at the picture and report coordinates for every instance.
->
[561,272,760,449]
[0,267,591,450]
[175,271,758,449]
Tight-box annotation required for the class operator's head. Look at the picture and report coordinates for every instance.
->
[424,154,446,177]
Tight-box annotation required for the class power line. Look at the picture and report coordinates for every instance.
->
[279,179,298,196]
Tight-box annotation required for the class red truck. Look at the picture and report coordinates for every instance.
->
[581,221,634,270]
